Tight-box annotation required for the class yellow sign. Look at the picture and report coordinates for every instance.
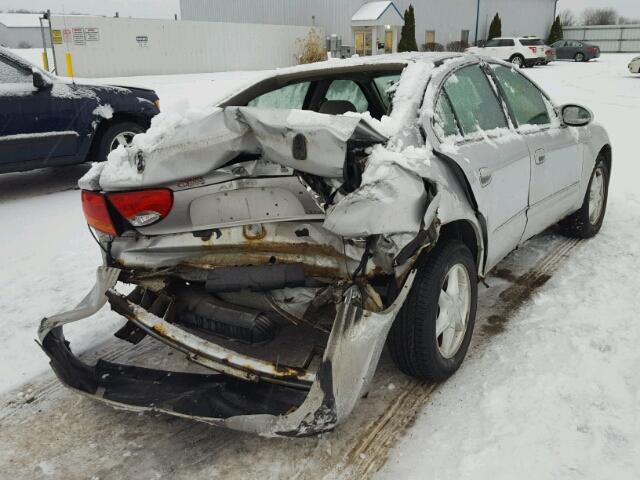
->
[52,29,63,45]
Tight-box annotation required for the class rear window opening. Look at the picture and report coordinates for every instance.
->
[226,67,405,120]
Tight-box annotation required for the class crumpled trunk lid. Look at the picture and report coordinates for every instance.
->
[88,107,387,191]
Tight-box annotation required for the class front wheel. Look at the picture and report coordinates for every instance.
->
[559,156,609,238]
[93,121,144,162]
[387,240,478,382]
[575,52,585,62]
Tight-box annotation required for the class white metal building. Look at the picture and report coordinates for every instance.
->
[0,13,50,48]
[180,0,558,53]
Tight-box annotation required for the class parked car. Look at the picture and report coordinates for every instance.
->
[543,45,557,64]
[466,37,546,68]
[0,47,159,174]
[40,53,611,437]
[551,40,601,62]
[629,56,640,73]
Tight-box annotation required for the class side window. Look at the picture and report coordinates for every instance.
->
[500,39,515,47]
[373,74,400,112]
[433,92,460,138]
[485,39,500,47]
[324,80,369,113]
[490,64,551,127]
[0,58,31,84]
[248,82,310,109]
[443,65,507,135]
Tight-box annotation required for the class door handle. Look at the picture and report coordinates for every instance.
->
[535,148,546,165]
[478,167,492,187]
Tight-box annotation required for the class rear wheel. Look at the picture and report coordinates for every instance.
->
[575,52,585,62]
[93,121,144,162]
[387,241,478,382]
[559,156,609,238]
[510,54,524,68]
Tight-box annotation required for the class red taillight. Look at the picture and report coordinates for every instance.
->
[107,189,173,227]
[589,47,597,53]
[82,190,117,236]
[528,47,537,54]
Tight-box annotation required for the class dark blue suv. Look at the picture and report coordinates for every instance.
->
[0,47,159,174]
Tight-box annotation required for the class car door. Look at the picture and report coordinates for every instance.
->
[489,63,582,240]
[431,63,532,271]
[0,56,81,171]
[497,38,516,60]
[481,38,501,58]
[552,41,569,59]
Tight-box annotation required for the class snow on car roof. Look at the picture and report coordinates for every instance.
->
[0,13,43,28]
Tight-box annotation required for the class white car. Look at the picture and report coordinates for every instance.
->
[467,37,546,68]
[629,56,640,73]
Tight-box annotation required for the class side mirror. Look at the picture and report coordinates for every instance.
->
[561,104,592,127]
[32,70,52,90]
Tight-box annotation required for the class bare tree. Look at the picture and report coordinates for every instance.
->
[618,16,640,25]
[582,8,618,26]
[559,10,575,27]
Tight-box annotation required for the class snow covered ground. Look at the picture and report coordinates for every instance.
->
[1,52,639,479]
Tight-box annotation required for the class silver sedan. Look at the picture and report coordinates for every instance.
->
[40,53,611,436]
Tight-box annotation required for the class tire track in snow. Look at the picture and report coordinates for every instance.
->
[332,236,584,480]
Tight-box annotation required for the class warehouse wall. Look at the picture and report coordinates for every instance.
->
[478,0,556,42]
[50,15,319,77]
[0,25,50,49]
[180,0,557,48]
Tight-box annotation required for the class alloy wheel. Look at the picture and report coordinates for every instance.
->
[436,263,472,359]
[109,132,136,151]
[588,166,606,225]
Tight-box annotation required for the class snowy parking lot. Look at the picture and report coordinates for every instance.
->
[1,54,639,479]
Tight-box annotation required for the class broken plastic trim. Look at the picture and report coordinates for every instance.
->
[38,265,417,436]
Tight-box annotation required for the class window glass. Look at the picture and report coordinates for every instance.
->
[324,79,369,113]
[520,38,543,46]
[0,59,31,84]
[485,39,500,47]
[490,64,551,127]
[434,92,460,138]
[461,30,470,44]
[248,82,310,109]
[443,65,507,135]
[373,74,400,112]
[499,39,515,47]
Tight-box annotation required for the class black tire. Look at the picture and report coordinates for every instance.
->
[387,240,478,382]
[93,121,144,162]
[509,54,525,68]
[575,52,585,62]
[559,156,609,239]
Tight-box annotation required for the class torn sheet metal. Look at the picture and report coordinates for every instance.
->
[38,266,418,437]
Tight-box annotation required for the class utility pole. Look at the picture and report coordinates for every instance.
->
[474,0,481,45]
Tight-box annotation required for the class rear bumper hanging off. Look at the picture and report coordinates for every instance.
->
[38,266,416,437]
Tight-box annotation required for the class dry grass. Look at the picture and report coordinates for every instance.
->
[295,28,327,64]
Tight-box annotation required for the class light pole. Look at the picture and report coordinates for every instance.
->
[474,0,481,45]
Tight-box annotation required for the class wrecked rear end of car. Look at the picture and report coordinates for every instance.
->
[38,58,478,436]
